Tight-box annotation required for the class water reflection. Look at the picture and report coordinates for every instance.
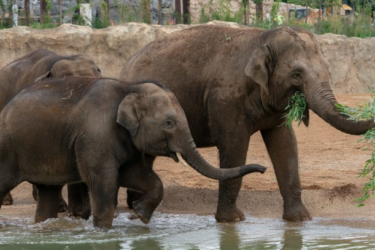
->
[1,214,375,249]
[91,242,120,250]
[219,224,241,250]
[281,228,303,250]
[127,239,162,250]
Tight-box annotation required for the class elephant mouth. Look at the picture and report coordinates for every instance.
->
[169,152,179,163]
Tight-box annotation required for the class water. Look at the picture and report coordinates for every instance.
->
[1,213,375,249]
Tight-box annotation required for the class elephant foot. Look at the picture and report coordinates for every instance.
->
[126,189,143,209]
[2,193,13,205]
[283,202,312,222]
[68,202,91,220]
[58,199,68,213]
[81,207,91,220]
[68,204,82,218]
[128,210,150,224]
[215,205,246,223]
[130,200,154,224]
[113,208,119,218]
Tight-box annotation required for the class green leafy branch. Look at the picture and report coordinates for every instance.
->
[335,93,375,123]
[336,94,375,206]
[282,91,306,128]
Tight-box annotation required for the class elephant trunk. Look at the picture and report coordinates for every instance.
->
[306,82,374,135]
[174,133,266,180]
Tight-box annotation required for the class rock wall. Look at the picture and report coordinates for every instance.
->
[0,21,374,94]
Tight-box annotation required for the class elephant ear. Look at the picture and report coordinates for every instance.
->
[117,93,141,136]
[245,44,271,95]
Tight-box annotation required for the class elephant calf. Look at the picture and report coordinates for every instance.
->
[0,77,266,228]
[0,49,102,213]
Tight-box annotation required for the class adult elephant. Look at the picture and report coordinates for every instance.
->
[121,26,374,222]
[0,49,102,213]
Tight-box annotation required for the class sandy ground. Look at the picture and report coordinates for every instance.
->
[2,94,375,221]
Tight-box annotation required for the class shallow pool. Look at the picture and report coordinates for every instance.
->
[1,213,375,249]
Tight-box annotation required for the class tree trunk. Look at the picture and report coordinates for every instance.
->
[243,0,248,25]
[255,0,263,23]
[59,0,62,25]
[105,0,109,21]
[158,0,162,24]
[25,0,29,26]
[40,0,47,23]
[305,0,308,24]
[318,0,322,34]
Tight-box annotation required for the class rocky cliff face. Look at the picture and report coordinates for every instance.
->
[0,21,374,94]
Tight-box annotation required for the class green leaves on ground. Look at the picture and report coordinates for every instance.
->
[282,92,307,128]
[336,93,375,206]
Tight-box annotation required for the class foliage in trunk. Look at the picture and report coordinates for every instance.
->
[336,96,375,206]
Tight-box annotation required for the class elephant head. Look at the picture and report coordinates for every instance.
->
[35,54,102,82]
[116,82,266,180]
[245,27,374,134]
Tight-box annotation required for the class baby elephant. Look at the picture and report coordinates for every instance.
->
[0,77,266,228]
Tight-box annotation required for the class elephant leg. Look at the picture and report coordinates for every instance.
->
[2,192,13,205]
[0,161,19,208]
[83,162,118,228]
[57,188,68,213]
[89,176,117,228]
[75,141,119,228]
[215,131,250,223]
[32,184,38,201]
[126,189,143,209]
[261,125,311,222]
[34,184,63,223]
[68,183,90,219]
[32,184,67,213]
[119,154,162,224]
[0,182,19,210]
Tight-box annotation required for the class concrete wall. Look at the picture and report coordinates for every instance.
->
[0,21,374,94]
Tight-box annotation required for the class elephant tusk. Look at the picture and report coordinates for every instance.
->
[34,71,50,83]
[177,152,188,167]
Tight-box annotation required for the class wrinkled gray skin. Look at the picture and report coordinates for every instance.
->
[0,77,266,228]
[122,26,375,222]
[0,49,102,213]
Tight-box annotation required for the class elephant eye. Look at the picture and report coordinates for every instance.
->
[97,67,101,72]
[293,72,302,79]
[163,119,174,129]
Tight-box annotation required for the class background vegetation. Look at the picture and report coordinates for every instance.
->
[1,0,375,36]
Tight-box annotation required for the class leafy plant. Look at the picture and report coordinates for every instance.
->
[270,0,281,26]
[336,94,375,206]
[282,92,307,128]
[0,0,5,13]
[198,0,244,24]
[30,0,59,30]
[115,0,151,24]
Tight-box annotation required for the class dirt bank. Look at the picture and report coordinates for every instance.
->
[2,94,375,221]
